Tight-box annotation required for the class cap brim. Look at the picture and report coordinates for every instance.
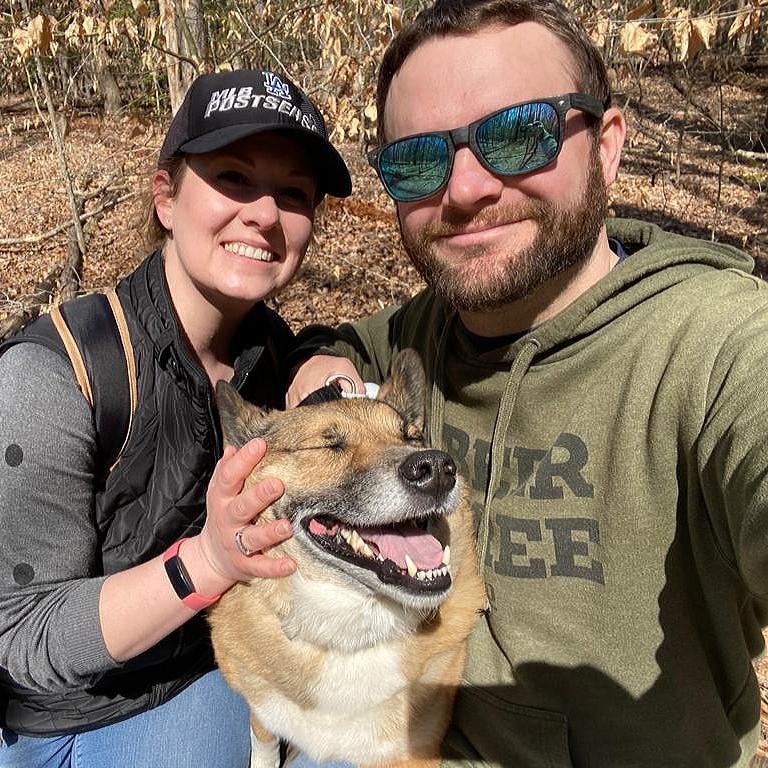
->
[179,124,352,198]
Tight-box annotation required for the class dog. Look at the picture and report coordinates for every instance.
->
[209,349,485,768]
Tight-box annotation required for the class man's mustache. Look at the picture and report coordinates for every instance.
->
[417,202,549,239]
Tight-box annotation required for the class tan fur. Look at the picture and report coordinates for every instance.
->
[209,351,485,767]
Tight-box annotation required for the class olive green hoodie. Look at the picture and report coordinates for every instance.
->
[295,218,768,767]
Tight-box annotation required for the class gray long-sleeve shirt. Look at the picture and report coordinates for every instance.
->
[0,343,117,693]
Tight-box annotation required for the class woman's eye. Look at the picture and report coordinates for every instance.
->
[217,170,249,186]
[281,186,312,205]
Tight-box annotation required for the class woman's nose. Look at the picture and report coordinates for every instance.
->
[241,193,280,230]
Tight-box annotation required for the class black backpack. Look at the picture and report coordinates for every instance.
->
[1,289,137,476]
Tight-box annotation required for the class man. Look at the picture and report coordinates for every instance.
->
[289,1,768,765]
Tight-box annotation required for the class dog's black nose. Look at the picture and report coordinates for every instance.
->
[399,449,456,498]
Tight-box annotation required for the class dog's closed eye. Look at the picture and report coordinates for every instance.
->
[293,429,347,453]
[322,429,347,452]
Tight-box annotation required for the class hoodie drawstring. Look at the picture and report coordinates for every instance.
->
[428,312,456,448]
[477,338,540,572]
[428,321,540,579]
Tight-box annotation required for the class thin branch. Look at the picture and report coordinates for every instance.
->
[18,0,86,260]
[252,36,290,79]
[0,261,62,342]
[711,82,726,243]
[0,191,140,247]
[149,40,199,70]
[225,2,325,65]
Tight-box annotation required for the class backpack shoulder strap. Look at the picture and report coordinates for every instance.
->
[49,289,137,473]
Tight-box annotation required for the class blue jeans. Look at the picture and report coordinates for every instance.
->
[288,756,353,768]
[0,668,250,768]
[285,752,355,768]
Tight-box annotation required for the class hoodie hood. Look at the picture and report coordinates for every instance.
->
[525,218,755,358]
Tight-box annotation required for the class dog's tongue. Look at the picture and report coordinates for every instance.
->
[359,526,444,570]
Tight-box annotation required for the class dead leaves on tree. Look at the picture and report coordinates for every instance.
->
[602,2,764,61]
[12,14,56,59]
[4,1,766,142]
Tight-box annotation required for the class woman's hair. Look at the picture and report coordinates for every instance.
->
[143,155,187,248]
[376,0,611,142]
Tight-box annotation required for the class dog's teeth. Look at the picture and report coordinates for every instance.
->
[377,553,385,562]
[349,530,364,551]
[416,570,426,581]
[340,528,352,544]
[443,545,451,566]
[359,540,374,558]
[404,554,417,578]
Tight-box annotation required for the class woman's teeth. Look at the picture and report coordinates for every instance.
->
[223,243,274,262]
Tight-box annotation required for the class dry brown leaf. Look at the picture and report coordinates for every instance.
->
[728,7,763,39]
[11,26,34,59]
[620,21,656,55]
[28,15,55,57]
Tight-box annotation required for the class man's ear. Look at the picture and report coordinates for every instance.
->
[598,107,626,188]
[152,169,174,232]
[376,348,426,434]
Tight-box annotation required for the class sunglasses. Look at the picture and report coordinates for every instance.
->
[367,93,605,203]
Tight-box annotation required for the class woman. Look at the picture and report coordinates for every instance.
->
[0,68,351,767]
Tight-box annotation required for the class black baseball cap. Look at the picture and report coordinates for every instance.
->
[159,69,352,198]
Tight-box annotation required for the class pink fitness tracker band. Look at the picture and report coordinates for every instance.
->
[162,538,221,611]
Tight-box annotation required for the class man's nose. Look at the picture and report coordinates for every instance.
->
[443,145,504,210]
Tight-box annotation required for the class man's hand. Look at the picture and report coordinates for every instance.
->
[286,355,365,408]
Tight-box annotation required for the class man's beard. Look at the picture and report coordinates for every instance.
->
[400,149,609,313]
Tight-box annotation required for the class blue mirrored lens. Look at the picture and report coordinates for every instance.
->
[476,102,560,174]
[378,135,450,201]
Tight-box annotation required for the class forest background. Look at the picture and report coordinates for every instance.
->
[0,0,767,759]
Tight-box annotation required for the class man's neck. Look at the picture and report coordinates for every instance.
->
[458,230,618,338]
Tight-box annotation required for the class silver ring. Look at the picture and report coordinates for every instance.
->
[234,527,254,557]
[324,374,358,394]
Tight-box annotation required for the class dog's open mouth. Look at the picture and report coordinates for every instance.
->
[304,514,451,593]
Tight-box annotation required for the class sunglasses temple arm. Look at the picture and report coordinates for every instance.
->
[569,92,606,118]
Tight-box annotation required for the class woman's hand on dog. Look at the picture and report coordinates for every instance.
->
[182,439,296,598]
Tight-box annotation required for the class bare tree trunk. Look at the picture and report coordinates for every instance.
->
[94,43,122,115]
[159,0,208,113]
[185,0,208,63]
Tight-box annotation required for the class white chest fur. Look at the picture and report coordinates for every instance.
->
[281,571,421,650]
[254,574,418,763]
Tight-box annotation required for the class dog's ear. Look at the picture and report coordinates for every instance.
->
[215,380,272,448]
[377,348,426,433]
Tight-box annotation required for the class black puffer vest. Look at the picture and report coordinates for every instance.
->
[0,250,294,735]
